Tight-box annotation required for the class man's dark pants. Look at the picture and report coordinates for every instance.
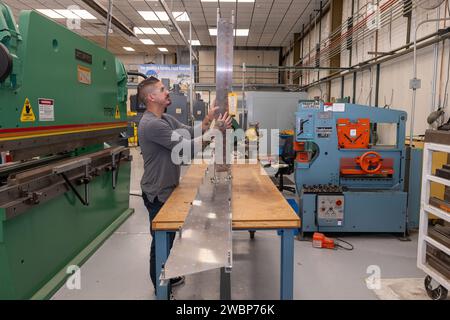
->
[142,192,175,291]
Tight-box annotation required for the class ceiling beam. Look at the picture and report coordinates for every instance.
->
[81,0,135,38]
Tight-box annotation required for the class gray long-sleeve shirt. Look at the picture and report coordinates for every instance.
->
[138,111,200,203]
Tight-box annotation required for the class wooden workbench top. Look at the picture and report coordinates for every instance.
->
[152,164,301,231]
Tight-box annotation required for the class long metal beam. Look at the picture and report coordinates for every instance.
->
[81,0,135,37]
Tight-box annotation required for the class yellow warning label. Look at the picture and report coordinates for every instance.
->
[20,98,36,122]
[114,105,121,119]
[77,65,91,85]
[228,92,238,116]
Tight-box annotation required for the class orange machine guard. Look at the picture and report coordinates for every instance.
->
[337,118,370,149]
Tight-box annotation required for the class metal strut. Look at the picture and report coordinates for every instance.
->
[60,173,90,206]
[111,151,122,189]
[111,146,126,189]
[53,158,91,206]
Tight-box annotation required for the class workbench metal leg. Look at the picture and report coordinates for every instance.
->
[155,230,170,300]
[280,229,294,300]
[220,267,231,300]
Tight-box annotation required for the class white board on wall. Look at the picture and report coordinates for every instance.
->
[245,91,308,131]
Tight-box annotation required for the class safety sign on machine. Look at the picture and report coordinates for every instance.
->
[20,98,36,122]
[38,98,55,121]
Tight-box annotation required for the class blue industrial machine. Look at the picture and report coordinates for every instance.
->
[295,101,410,233]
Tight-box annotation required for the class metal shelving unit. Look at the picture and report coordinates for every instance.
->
[418,140,450,300]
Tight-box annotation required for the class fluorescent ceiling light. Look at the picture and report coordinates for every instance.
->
[140,39,155,45]
[134,27,156,34]
[138,11,158,21]
[153,28,170,35]
[235,29,249,36]
[158,47,169,52]
[209,28,249,36]
[123,47,135,51]
[70,10,97,19]
[189,40,201,46]
[139,10,190,22]
[36,9,65,19]
[201,0,255,2]
[156,12,169,20]
[37,9,96,20]
[173,12,190,22]
[54,9,81,19]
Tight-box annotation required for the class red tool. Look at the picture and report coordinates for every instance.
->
[312,232,335,249]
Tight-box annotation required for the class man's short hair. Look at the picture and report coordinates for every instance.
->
[137,76,160,105]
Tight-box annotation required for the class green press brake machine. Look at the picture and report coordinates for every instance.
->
[0,3,134,299]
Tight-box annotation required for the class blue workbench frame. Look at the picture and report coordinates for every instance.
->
[155,228,295,300]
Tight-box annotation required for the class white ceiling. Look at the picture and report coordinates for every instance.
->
[3,0,321,55]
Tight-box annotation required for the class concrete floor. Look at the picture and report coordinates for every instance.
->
[52,147,425,300]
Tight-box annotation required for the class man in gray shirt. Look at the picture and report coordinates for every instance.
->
[137,76,231,294]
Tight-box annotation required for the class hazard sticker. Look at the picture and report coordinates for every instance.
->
[20,98,36,122]
[77,65,91,85]
[38,98,55,121]
[114,105,121,119]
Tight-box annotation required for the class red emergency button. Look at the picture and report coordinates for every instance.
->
[335,200,342,206]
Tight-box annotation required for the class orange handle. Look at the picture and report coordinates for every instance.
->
[356,151,382,174]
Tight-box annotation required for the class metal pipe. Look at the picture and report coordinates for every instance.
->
[242,62,246,129]
[127,71,147,79]
[284,1,331,63]
[302,28,450,90]
[350,0,356,59]
[304,0,403,66]
[313,0,414,68]
[306,0,417,68]
[105,0,113,48]
[317,1,323,82]
[375,63,380,107]
[410,17,450,147]
[430,7,441,117]
[308,14,312,84]
[189,21,194,124]
[300,24,305,85]
[158,0,198,61]
[242,65,352,71]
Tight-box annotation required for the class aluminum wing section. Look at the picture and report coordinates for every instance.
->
[161,167,232,280]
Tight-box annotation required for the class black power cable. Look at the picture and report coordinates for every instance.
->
[335,238,354,251]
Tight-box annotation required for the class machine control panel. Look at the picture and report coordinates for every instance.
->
[317,194,344,227]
